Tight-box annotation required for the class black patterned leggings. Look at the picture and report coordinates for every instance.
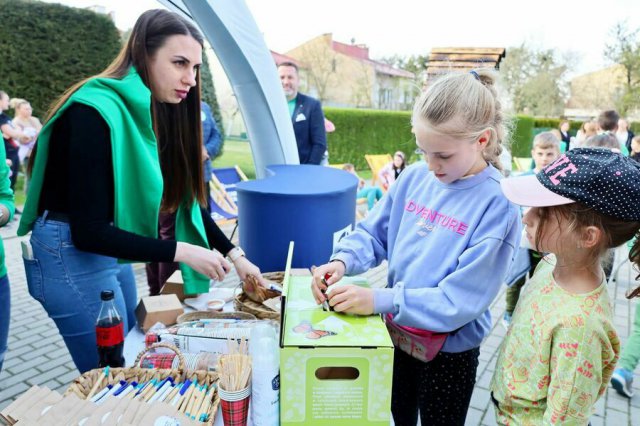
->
[391,347,480,426]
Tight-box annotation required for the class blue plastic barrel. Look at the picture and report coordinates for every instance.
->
[236,165,357,272]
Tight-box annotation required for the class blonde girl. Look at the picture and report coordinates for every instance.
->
[311,69,521,425]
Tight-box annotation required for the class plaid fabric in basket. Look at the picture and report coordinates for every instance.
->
[145,333,160,347]
[139,353,176,369]
[220,397,250,426]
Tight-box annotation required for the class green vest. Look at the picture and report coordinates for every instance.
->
[18,68,211,294]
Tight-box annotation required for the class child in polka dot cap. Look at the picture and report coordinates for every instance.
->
[490,147,640,424]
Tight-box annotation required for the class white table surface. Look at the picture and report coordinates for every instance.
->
[123,297,249,426]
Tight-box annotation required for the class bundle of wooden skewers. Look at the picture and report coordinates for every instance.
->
[218,338,252,392]
[64,343,220,425]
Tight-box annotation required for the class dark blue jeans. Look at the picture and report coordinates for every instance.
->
[23,216,137,373]
[0,274,9,374]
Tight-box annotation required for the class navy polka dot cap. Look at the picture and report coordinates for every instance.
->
[501,148,640,221]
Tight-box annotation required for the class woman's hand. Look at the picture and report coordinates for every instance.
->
[311,260,346,305]
[327,285,374,315]
[174,242,231,281]
[233,256,268,287]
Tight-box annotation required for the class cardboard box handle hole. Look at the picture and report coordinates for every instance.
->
[315,367,360,380]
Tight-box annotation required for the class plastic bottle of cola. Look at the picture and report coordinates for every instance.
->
[96,290,125,368]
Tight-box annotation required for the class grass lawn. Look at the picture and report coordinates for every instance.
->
[13,176,26,207]
[212,139,258,179]
[10,139,376,207]
[213,139,373,181]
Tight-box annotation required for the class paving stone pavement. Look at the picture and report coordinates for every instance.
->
[0,217,639,425]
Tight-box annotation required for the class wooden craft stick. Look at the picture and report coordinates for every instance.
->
[178,381,196,413]
[86,367,110,400]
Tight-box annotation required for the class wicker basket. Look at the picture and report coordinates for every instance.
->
[233,271,284,321]
[65,343,220,425]
[177,310,256,323]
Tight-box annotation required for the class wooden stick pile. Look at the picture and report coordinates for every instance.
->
[219,338,252,392]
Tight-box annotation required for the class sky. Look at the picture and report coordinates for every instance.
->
[41,0,640,76]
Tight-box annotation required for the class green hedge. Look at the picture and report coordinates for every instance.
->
[0,0,121,117]
[533,118,583,133]
[201,51,225,149]
[513,117,589,157]
[324,108,638,167]
[324,108,415,170]
[511,115,535,157]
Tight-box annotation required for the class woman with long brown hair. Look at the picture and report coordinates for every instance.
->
[17,9,264,373]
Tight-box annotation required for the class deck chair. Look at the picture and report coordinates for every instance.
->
[211,165,249,206]
[364,154,392,187]
[208,166,248,238]
[209,180,238,230]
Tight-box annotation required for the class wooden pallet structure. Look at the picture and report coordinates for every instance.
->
[425,47,506,82]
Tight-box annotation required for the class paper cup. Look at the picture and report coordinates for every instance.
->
[219,385,251,426]
[218,385,251,401]
[206,298,225,312]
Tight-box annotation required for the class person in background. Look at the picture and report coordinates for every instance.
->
[492,148,640,424]
[549,129,564,152]
[612,283,640,398]
[342,163,383,211]
[616,118,635,153]
[583,133,621,152]
[574,120,598,147]
[597,109,629,155]
[312,69,520,425]
[277,61,327,165]
[0,140,15,374]
[18,9,264,373]
[630,135,640,163]
[0,91,30,192]
[502,132,560,327]
[11,98,42,193]
[324,118,335,133]
[378,150,406,190]
[201,100,221,211]
[559,119,571,150]
[10,98,41,164]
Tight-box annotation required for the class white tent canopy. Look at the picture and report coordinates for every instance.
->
[158,0,299,178]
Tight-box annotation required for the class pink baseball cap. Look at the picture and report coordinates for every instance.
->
[501,148,640,221]
[500,174,574,207]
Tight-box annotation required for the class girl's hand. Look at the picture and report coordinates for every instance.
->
[311,261,345,305]
[174,242,231,281]
[233,256,268,287]
[327,285,374,315]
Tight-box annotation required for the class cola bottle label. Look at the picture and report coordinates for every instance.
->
[96,323,124,346]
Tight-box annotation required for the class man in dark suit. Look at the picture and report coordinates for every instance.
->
[277,62,327,165]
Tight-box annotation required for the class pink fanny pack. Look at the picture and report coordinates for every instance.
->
[384,313,448,362]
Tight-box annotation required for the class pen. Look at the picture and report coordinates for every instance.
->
[117,381,137,398]
[321,273,332,311]
[90,384,112,403]
[86,366,110,400]
[172,379,191,407]
[133,378,155,399]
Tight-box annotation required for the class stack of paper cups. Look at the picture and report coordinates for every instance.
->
[219,385,251,426]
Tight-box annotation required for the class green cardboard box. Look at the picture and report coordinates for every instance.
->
[280,269,394,425]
